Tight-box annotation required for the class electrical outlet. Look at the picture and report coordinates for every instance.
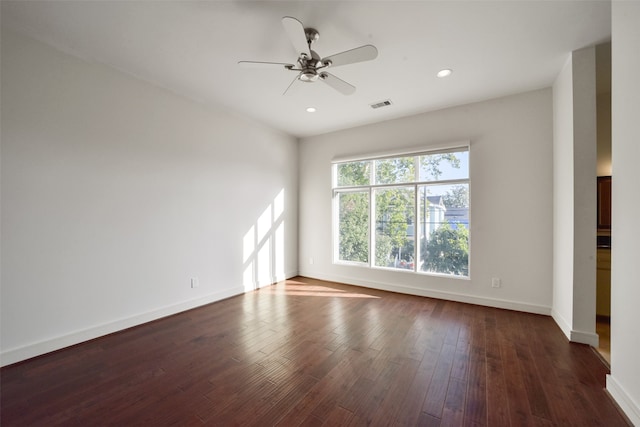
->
[309,257,314,265]
[491,277,501,288]
[191,277,199,288]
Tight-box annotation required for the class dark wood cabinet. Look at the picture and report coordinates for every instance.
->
[597,176,612,230]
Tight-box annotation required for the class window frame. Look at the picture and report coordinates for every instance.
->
[333,188,372,266]
[332,145,470,278]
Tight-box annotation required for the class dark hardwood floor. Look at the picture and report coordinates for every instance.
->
[1,277,629,426]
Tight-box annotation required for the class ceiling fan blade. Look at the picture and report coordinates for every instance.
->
[283,75,302,96]
[319,72,356,95]
[322,45,378,68]
[282,16,311,58]
[238,61,294,69]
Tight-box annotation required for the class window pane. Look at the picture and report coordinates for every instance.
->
[338,191,369,263]
[419,150,469,182]
[374,187,415,270]
[337,161,370,186]
[375,157,415,184]
[418,184,469,276]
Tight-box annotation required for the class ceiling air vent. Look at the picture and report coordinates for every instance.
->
[370,99,392,109]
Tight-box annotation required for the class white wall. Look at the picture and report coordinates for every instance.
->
[571,47,598,344]
[551,47,598,346]
[299,89,554,314]
[608,2,640,425]
[552,56,575,336]
[0,30,298,366]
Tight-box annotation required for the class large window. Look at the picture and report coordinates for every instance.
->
[333,147,470,277]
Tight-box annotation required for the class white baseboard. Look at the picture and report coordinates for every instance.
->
[570,329,599,347]
[299,271,551,315]
[551,309,600,346]
[283,270,299,281]
[551,309,572,340]
[1,285,244,367]
[607,374,640,426]
[1,271,301,367]
[254,270,298,289]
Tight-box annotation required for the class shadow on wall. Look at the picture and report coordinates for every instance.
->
[243,189,285,291]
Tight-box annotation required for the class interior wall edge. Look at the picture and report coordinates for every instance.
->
[606,374,640,427]
[549,310,598,347]
[551,308,573,341]
[254,270,299,289]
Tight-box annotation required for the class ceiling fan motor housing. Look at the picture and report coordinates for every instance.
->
[298,49,322,82]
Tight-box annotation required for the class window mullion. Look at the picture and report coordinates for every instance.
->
[369,187,374,267]
[414,183,418,272]
[337,178,468,192]
[370,160,375,185]
[413,157,419,273]
[370,160,375,268]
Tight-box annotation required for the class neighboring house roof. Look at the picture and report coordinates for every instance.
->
[426,196,445,207]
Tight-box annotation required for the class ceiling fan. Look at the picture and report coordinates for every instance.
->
[238,16,378,95]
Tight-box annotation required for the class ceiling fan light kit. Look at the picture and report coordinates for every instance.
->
[239,16,378,95]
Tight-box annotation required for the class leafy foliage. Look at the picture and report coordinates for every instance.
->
[338,192,369,263]
[443,185,469,209]
[421,224,469,276]
[375,235,393,267]
[420,153,461,180]
[337,161,370,186]
[375,187,414,267]
[375,157,415,184]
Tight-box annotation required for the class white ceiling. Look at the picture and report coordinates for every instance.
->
[1,1,611,138]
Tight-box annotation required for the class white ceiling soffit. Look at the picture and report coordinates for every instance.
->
[1,1,611,138]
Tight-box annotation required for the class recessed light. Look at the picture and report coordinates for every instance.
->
[437,69,452,78]
[306,107,317,113]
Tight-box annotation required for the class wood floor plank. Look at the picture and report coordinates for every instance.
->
[502,342,537,426]
[0,276,631,427]
[462,306,488,427]
[440,377,466,426]
[366,357,420,426]
[346,358,401,426]
[322,405,354,426]
[275,347,364,426]
[485,353,510,426]
[247,374,319,427]
[393,349,439,426]
[417,412,442,427]
[514,340,552,421]
[422,343,456,417]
